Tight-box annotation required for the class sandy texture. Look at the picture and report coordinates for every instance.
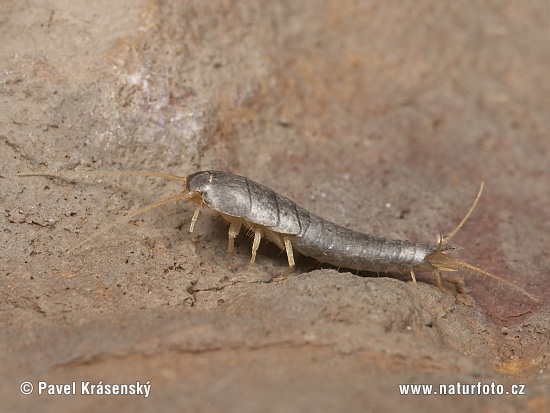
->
[2,0,549,411]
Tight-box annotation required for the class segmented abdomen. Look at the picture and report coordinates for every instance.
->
[291,213,436,273]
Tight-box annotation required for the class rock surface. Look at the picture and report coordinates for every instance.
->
[2,1,549,411]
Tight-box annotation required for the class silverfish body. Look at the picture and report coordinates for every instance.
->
[187,171,441,274]
[18,169,537,301]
